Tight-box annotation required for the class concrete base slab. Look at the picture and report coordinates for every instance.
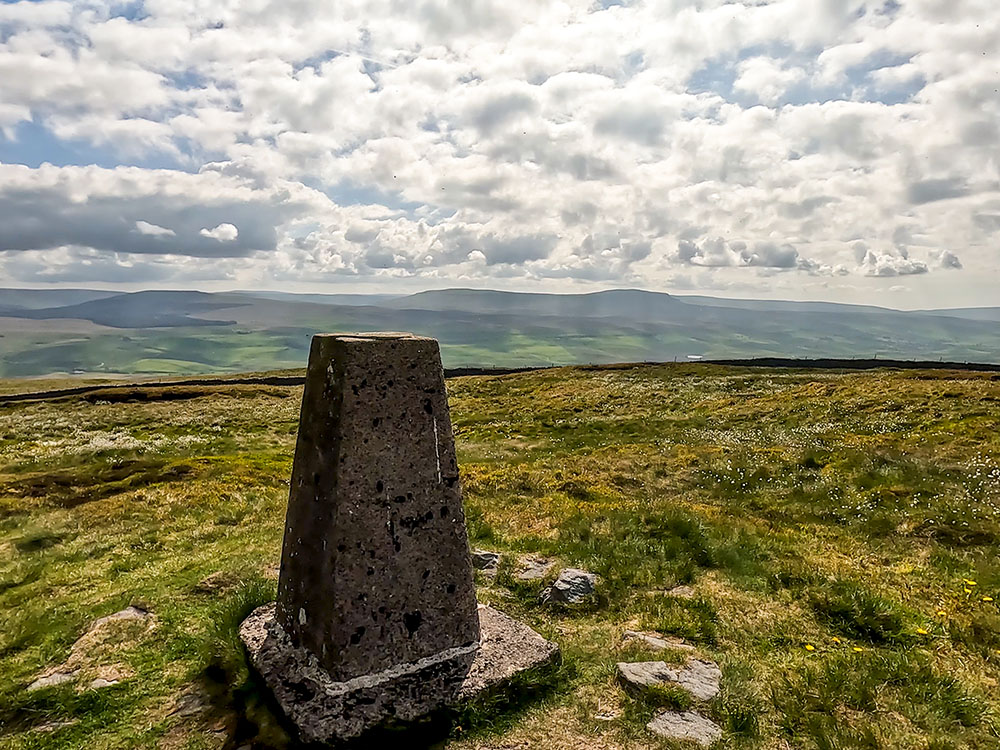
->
[240,603,559,745]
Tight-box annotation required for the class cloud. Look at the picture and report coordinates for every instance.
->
[0,0,996,305]
[937,250,962,270]
[907,178,970,205]
[200,223,239,241]
[675,238,824,271]
[858,250,929,277]
[0,163,303,257]
[135,221,175,237]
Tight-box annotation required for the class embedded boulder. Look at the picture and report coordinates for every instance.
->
[617,658,721,701]
[622,629,696,652]
[471,549,501,572]
[516,556,556,581]
[540,568,598,604]
[647,710,722,747]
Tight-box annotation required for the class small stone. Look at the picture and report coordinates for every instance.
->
[471,549,501,572]
[27,671,76,692]
[170,689,210,717]
[668,584,696,599]
[622,630,696,652]
[647,710,723,747]
[89,605,151,630]
[516,556,556,581]
[88,677,119,689]
[32,719,79,733]
[541,568,598,604]
[617,658,721,701]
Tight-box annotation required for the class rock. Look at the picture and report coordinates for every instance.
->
[62,606,153,670]
[541,568,598,604]
[26,608,147,695]
[617,658,721,701]
[169,688,210,717]
[27,671,76,692]
[668,584,697,599]
[89,605,151,630]
[647,710,722,747]
[31,719,79,733]
[471,549,501,572]
[622,630,696,652]
[516,556,556,581]
[241,602,559,745]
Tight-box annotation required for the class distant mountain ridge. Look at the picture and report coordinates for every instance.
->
[1,287,998,377]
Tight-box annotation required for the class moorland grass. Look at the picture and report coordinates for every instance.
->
[1,364,999,749]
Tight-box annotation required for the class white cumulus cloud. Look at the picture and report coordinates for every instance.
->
[135,220,175,237]
[0,0,997,306]
[200,223,239,242]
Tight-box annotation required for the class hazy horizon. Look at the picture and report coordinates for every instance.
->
[3,283,998,314]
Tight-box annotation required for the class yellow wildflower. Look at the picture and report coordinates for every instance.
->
[983,596,994,603]
[965,588,973,594]
[916,628,928,635]
[804,644,815,652]
[853,647,864,653]
[936,609,946,616]
[965,579,977,586]
[831,636,842,644]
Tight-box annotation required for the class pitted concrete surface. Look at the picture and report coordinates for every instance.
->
[275,333,479,681]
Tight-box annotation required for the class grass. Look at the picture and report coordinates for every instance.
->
[1,364,999,749]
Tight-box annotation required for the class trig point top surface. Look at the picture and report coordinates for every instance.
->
[313,332,431,341]
[276,332,480,682]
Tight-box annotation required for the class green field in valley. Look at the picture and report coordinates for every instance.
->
[2,365,1000,748]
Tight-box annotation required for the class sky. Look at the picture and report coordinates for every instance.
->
[0,0,997,308]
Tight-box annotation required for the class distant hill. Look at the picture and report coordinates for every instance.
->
[0,288,118,314]
[384,288,690,323]
[914,307,1000,322]
[1,287,998,376]
[15,290,247,328]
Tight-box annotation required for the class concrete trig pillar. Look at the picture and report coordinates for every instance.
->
[241,333,558,744]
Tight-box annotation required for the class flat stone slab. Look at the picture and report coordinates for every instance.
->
[241,603,559,744]
[27,670,76,692]
[541,568,598,604]
[617,658,721,701]
[622,630,696,652]
[516,556,556,581]
[471,549,501,572]
[668,584,697,599]
[647,710,722,747]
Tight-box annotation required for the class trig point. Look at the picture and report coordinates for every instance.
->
[240,333,559,745]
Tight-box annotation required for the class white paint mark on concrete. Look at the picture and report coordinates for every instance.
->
[298,608,307,625]
[433,417,442,483]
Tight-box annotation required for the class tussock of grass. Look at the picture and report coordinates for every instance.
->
[773,650,991,745]
[809,580,912,645]
[200,576,276,685]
